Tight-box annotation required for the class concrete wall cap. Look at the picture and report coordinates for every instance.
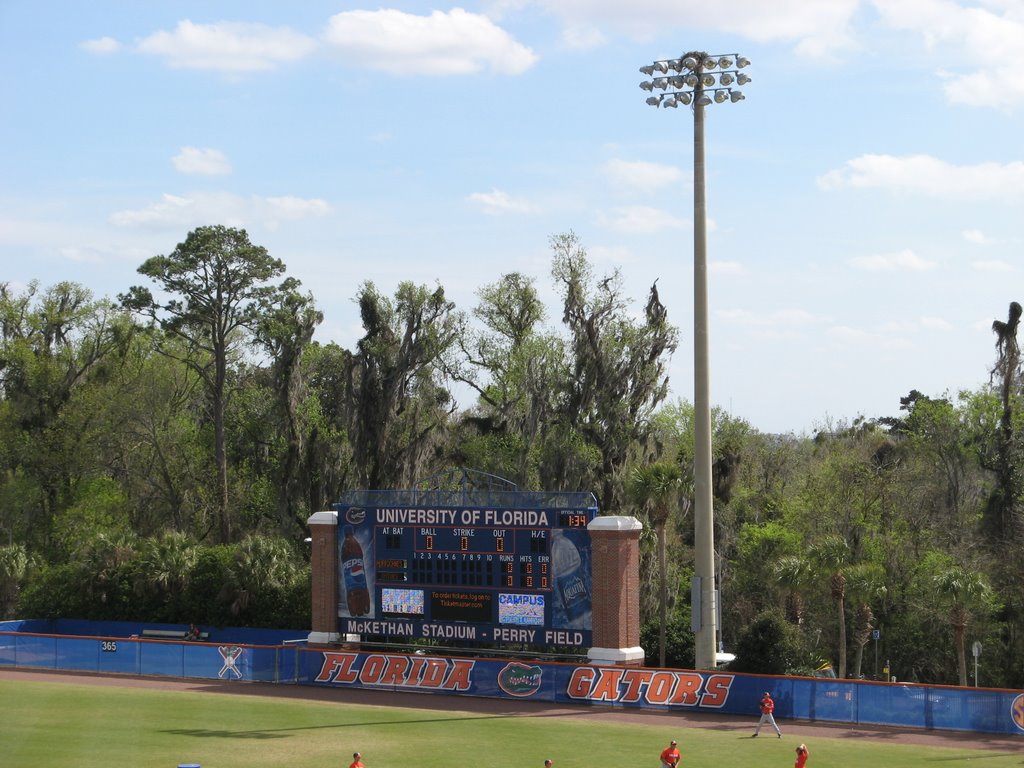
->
[587,646,646,663]
[307,510,338,526]
[588,515,643,532]
[307,630,341,644]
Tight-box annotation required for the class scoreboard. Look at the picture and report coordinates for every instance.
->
[335,502,597,649]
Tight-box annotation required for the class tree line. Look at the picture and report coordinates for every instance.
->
[0,225,1021,688]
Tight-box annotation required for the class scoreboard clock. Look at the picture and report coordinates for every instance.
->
[335,499,598,649]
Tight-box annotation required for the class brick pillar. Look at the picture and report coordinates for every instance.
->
[588,516,645,666]
[307,510,340,646]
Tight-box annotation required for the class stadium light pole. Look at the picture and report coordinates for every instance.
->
[639,51,750,670]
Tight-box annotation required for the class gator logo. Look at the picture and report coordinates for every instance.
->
[345,508,366,525]
[1012,693,1024,731]
[497,662,543,697]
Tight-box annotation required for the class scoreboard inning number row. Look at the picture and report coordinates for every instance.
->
[378,520,572,589]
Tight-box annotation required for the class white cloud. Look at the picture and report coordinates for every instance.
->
[323,9,537,75]
[818,154,1024,200]
[849,249,937,271]
[881,319,920,334]
[939,67,1024,107]
[534,0,860,57]
[60,246,108,265]
[0,215,152,267]
[467,188,539,214]
[972,259,1014,272]
[0,216,60,245]
[604,159,682,191]
[962,228,994,244]
[81,36,120,55]
[110,192,330,230]
[173,147,232,176]
[529,0,1024,101]
[137,20,315,72]
[561,24,606,49]
[919,316,952,330]
[110,193,196,228]
[829,325,913,349]
[718,307,817,327]
[263,196,332,220]
[872,0,1024,107]
[598,205,687,233]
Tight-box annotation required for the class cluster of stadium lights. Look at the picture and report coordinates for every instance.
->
[639,53,750,108]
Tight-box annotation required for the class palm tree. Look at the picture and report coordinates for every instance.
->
[773,554,814,627]
[628,461,686,667]
[80,531,139,606]
[934,565,990,686]
[223,534,300,617]
[845,562,886,679]
[134,531,198,601]
[808,535,850,678]
[988,301,1022,540]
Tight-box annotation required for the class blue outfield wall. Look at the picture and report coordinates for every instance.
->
[1,621,1022,737]
[0,631,296,682]
[298,649,1024,736]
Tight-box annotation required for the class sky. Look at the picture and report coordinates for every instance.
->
[2,1,1023,436]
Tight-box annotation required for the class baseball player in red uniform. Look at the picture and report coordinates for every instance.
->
[752,691,782,737]
[795,744,809,768]
[660,739,680,768]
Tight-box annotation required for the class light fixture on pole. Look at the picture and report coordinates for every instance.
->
[639,51,750,671]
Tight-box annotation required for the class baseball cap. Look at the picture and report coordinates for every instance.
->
[671,740,677,745]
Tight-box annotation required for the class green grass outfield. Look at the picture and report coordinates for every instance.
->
[2,676,1020,768]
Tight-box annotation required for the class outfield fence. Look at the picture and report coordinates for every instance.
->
[2,620,1022,737]
[0,627,300,683]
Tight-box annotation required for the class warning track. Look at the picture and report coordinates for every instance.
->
[2,667,1021,752]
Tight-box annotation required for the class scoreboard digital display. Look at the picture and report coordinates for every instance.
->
[335,502,597,649]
